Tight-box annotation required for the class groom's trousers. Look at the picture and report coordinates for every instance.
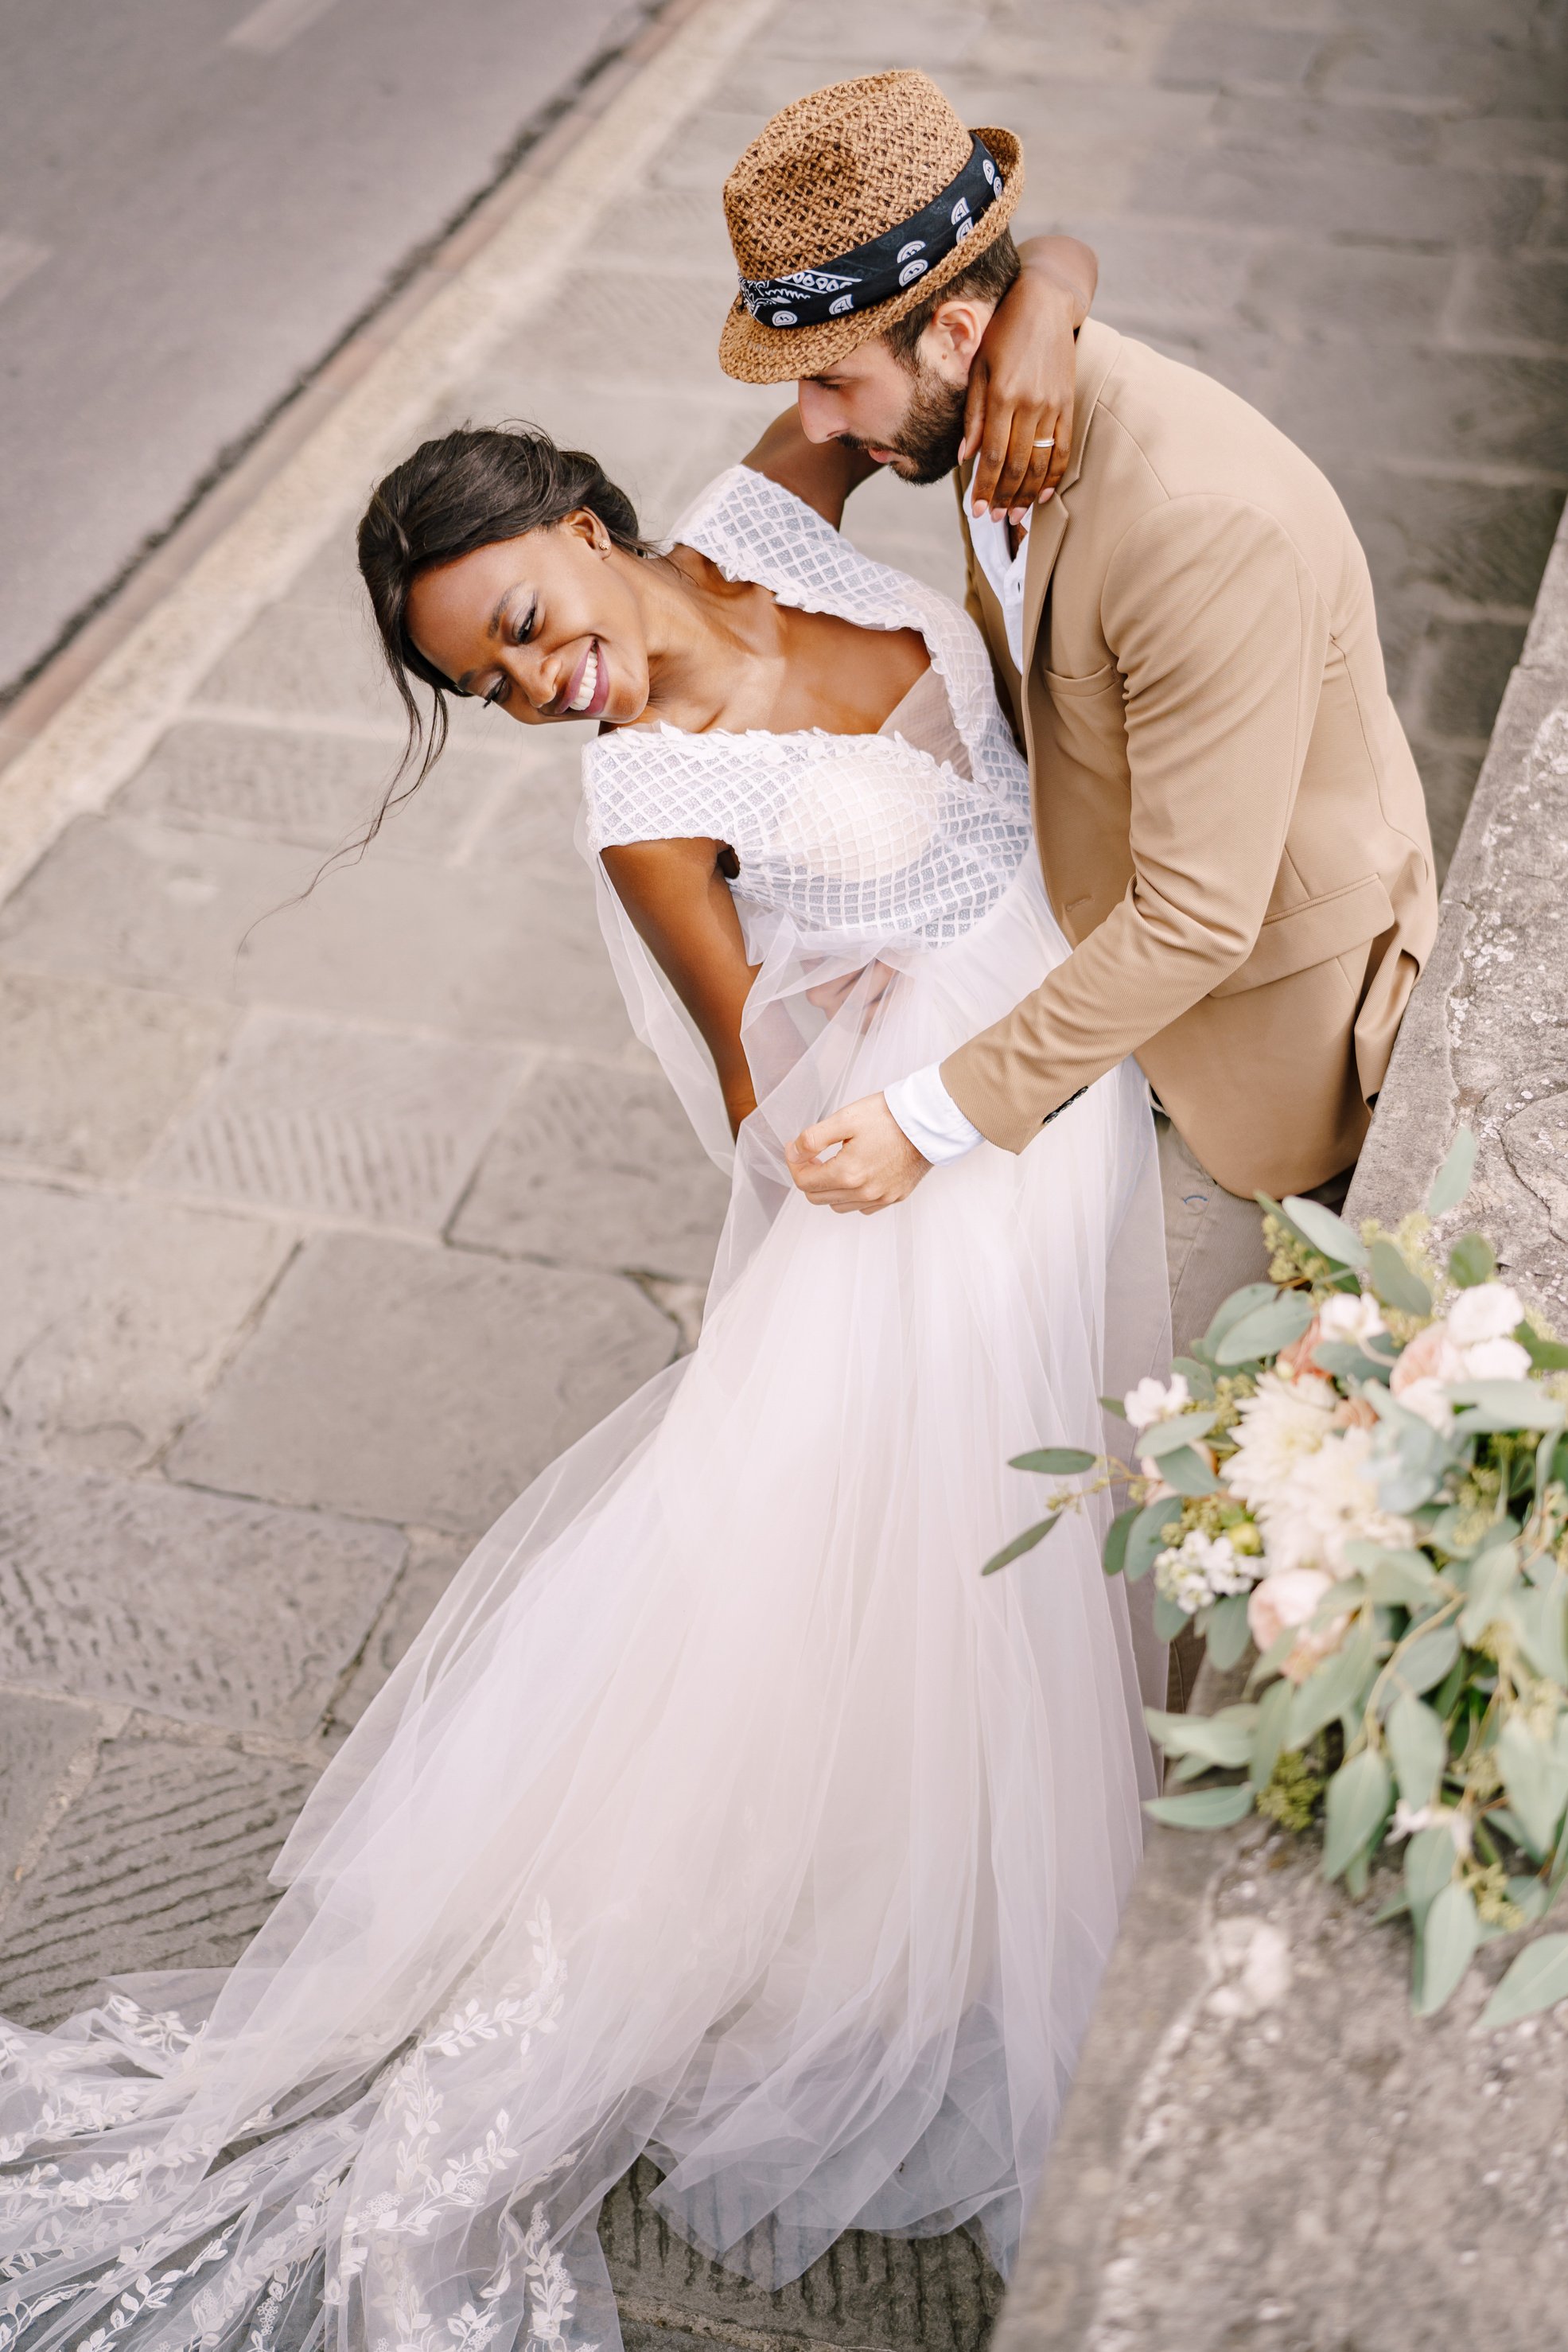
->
[1155,1114,1352,1711]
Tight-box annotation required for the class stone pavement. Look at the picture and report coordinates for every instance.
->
[0,1,1563,2347]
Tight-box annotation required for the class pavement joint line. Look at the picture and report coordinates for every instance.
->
[0,0,780,906]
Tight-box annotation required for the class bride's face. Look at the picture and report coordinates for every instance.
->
[405,511,650,726]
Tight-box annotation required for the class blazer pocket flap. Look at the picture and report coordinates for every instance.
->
[1211,875,1395,999]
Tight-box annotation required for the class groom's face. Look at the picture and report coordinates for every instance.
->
[796,295,993,486]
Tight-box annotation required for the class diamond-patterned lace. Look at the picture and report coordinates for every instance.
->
[582,466,1032,945]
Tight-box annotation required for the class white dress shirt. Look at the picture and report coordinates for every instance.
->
[884,484,1032,1163]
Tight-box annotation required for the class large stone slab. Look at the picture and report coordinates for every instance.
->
[1350,664,1568,1322]
[0,1692,105,1887]
[118,716,516,863]
[0,965,231,1180]
[146,1008,527,1233]
[601,2159,1002,2352]
[0,1457,405,1735]
[0,1182,293,1470]
[325,1531,467,1738]
[0,815,632,1053]
[166,1232,675,1534]
[453,1060,730,1282]
[0,1731,318,2031]
[997,1817,1568,2352]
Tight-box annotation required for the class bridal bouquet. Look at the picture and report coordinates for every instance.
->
[990,1131,1568,2023]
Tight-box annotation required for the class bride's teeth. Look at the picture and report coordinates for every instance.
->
[569,645,598,713]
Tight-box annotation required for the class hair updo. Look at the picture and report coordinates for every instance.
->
[356,423,649,804]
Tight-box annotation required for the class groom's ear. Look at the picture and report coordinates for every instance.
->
[912,296,994,385]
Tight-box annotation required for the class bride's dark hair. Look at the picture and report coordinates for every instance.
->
[356,423,650,815]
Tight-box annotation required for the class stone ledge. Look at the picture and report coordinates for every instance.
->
[993,506,1568,2350]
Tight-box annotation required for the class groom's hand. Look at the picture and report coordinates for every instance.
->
[785,1093,930,1213]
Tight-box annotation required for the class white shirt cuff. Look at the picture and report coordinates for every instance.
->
[884,1065,985,1166]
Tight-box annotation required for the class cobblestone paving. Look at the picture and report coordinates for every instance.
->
[0,2,1563,2346]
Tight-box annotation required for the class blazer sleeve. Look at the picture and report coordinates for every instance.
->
[940,493,1330,1151]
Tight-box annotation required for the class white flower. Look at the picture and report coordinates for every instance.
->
[1247,1568,1350,1680]
[1226,1372,1340,1517]
[1393,1376,1453,1430]
[1389,1801,1472,1857]
[1461,1335,1532,1383]
[1154,1528,1259,1614]
[1317,1292,1387,1346]
[1228,1376,1411,1575]
[1446,1283,1523,1348]
[1123,1372,1191,1432]
[1278,1425,1414,1575]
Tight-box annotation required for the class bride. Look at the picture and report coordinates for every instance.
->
[0,407,1168,2352]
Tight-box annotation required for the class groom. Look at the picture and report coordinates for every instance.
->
[717,71,1439,1365]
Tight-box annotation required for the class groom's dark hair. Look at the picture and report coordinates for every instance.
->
[879,228,1021,372]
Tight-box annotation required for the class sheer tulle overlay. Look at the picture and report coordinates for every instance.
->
[0,470,1167,2352]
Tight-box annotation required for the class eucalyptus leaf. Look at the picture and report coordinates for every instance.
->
[1313,1340,1393,1384]
[1426,1127,1477,1218]
[982,1513,1061,1575]
[1009,1446,1098,1476]
[1370,1552,1445,1610]
[1204,1591,1253,1671]
[1136,1408,1220,1460]
[1282,1194,1369,1268]
[1449,1380,1565,1435]
[1404,1822,1457,1929]
[1322,1748,1393,1881]
[1447,1232,1496,1290]
[1480,1933,1568,2029]
[1368,1238,1432,1318]
[1496,1715,1568,1854]
[1158,1445,1223,1497]
[1506,1587,1568,1686]
[1145,1705,1257,1769]
[1124,1496,1184,1583]
[1392,1622,1461,1697]
[1169,1750,1212,1784]
[1102,1505,1139,1579]
[1144,1783,1255,1829]
[1387,1692,1449,1810]
[1214,1291,1317,1367]
[1203,1281,1279,1353]
[1153,1591,1191,1642]
[1517,1326,1568,1373]
[1288,1621,1375,1747]
[1171,1353,1218,1400]
[1249,1674,1294,1790]
[1413,1879,1480,2015]
[1458,1544,1519,1645]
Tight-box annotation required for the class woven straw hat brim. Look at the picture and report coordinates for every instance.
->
[718,127,1022,387]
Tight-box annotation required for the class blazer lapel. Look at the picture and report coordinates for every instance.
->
[1017,319,1123,701]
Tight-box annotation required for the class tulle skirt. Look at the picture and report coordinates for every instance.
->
[0,860,1165,2352]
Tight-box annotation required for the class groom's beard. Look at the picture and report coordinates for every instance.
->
[841,364,967,486]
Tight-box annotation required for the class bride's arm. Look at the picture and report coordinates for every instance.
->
[599,836,760,1135]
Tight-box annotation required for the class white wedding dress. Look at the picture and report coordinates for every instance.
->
[0,467,1167,2352]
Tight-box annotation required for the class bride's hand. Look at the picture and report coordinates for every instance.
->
[785,1093,930,1213]
[962,234,1099,524]
[803,962,896,1021]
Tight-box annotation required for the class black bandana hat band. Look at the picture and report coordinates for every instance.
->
[738,136,1004,330]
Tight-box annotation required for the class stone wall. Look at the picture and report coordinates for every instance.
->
[990,510,1568,2352]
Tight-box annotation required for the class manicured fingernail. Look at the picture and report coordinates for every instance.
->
[990,506,1006,521]
[1039,486,1055,501]
[971,498,986,516]
[1010,508,1026,526]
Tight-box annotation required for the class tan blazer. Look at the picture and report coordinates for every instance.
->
[942,320,1438,1200]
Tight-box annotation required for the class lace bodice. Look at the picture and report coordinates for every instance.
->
[581,466,1032,947]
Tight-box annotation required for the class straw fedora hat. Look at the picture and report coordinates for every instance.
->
[718,71,1023,385]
